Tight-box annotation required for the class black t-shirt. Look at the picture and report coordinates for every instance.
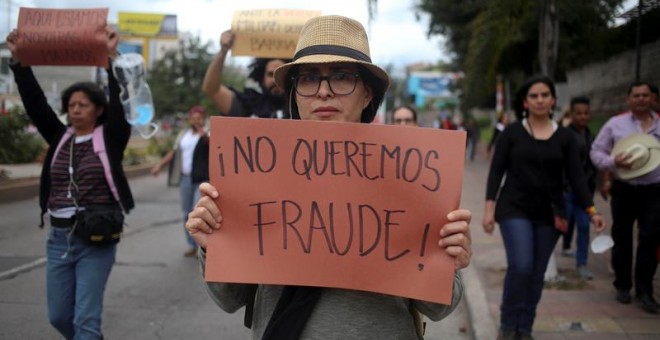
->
[229,86,288,119]
[486,121,594,223]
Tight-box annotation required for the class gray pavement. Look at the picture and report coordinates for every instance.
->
[6,142,658,339]
[463,150,660,339]
[0,162,474,339]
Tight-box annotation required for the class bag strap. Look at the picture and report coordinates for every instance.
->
[408,300,426,339]
[243,284,258,328]
[92,126,120,203]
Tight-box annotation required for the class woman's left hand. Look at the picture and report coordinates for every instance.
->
[6,29,19,63]
[591,214,607,233]
[439,209,472,270]
[106,25,119,59]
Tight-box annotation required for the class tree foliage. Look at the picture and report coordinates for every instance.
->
[413,0,625,110]
[0,107,45,164]
[146,34,247,118]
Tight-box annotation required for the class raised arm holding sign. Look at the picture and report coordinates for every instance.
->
[187,15,472,340]
[202,9,319,119]
[201,30,290,119]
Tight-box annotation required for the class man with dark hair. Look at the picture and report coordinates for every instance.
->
[561,96,597,280]
[202,30,291,119]
[591,81,660,314]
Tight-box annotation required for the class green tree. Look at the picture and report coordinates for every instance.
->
[0,107,45,164]
[147,34,247,118]
[407,0,624,110]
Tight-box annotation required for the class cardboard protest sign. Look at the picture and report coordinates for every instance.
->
[17,7,109,67]
[206,117,466,305]
[231,9,321,59]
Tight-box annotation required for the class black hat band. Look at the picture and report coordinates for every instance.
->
[293,45,371,63]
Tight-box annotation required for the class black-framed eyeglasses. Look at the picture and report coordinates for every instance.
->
[292,72,360,97]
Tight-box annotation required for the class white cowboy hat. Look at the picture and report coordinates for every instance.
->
[611,133,660,180]
[273,15,390,91]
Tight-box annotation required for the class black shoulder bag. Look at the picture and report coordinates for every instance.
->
[68,137,125,245]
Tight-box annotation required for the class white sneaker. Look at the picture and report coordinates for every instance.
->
[561,249,575,257]
[577,266,593,280]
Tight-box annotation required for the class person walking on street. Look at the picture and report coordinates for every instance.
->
[7,27,134,339]
[186,15,473,340]
[391,105,418,126]
[487,112,509,156]
[465,117,481,162]
[483,75,606,340]
[590,81,660,314]
[560,96,599,280]
[151,105,209,257]
[202,30,290,119]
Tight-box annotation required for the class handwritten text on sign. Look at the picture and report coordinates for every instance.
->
[17,7,108,67]
[206,117,466,305]
[231,9,321,59]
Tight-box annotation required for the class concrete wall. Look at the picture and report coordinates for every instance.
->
[566,39,660,117]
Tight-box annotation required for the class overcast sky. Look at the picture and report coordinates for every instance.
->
[3,0,450,73]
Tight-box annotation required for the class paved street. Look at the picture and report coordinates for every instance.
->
[2,146,660,339]
[0,174,250,339]
[0,170,471,339]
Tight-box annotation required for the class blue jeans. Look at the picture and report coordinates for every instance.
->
[180,175,200,248]
[499,218,559,333]
[564,191,591,267]
[47,227,116,340]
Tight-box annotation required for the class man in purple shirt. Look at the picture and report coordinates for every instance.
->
[590,81,660,314]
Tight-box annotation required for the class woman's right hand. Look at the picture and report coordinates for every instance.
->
[185,183,222,249]
[482,200,496,235]
[150,164,161,177]
[482,212,495,235]
[6,29,20,63]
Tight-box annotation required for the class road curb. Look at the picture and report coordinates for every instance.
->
[0,163,155,204]
[462,261,498,339]
[0,216,179,281]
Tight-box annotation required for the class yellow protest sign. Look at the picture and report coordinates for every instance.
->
[118,12,177,37]
[231,9,321,59]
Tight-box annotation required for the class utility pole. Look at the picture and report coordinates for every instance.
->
[538,0,559,79]
[635,0,643,81]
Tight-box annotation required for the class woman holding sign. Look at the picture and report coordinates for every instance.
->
[186,15,472,340]
[7,27,134,339]
[482,75,606,340]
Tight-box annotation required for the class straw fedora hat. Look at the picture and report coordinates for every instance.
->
[273,15,390,90]
[611,133,660,180]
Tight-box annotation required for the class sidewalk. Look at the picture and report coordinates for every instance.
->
[0,162,154,203]
[462,154,660,339]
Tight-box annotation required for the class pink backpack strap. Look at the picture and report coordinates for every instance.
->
[50,127,75,168]
[92,126,120,202]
